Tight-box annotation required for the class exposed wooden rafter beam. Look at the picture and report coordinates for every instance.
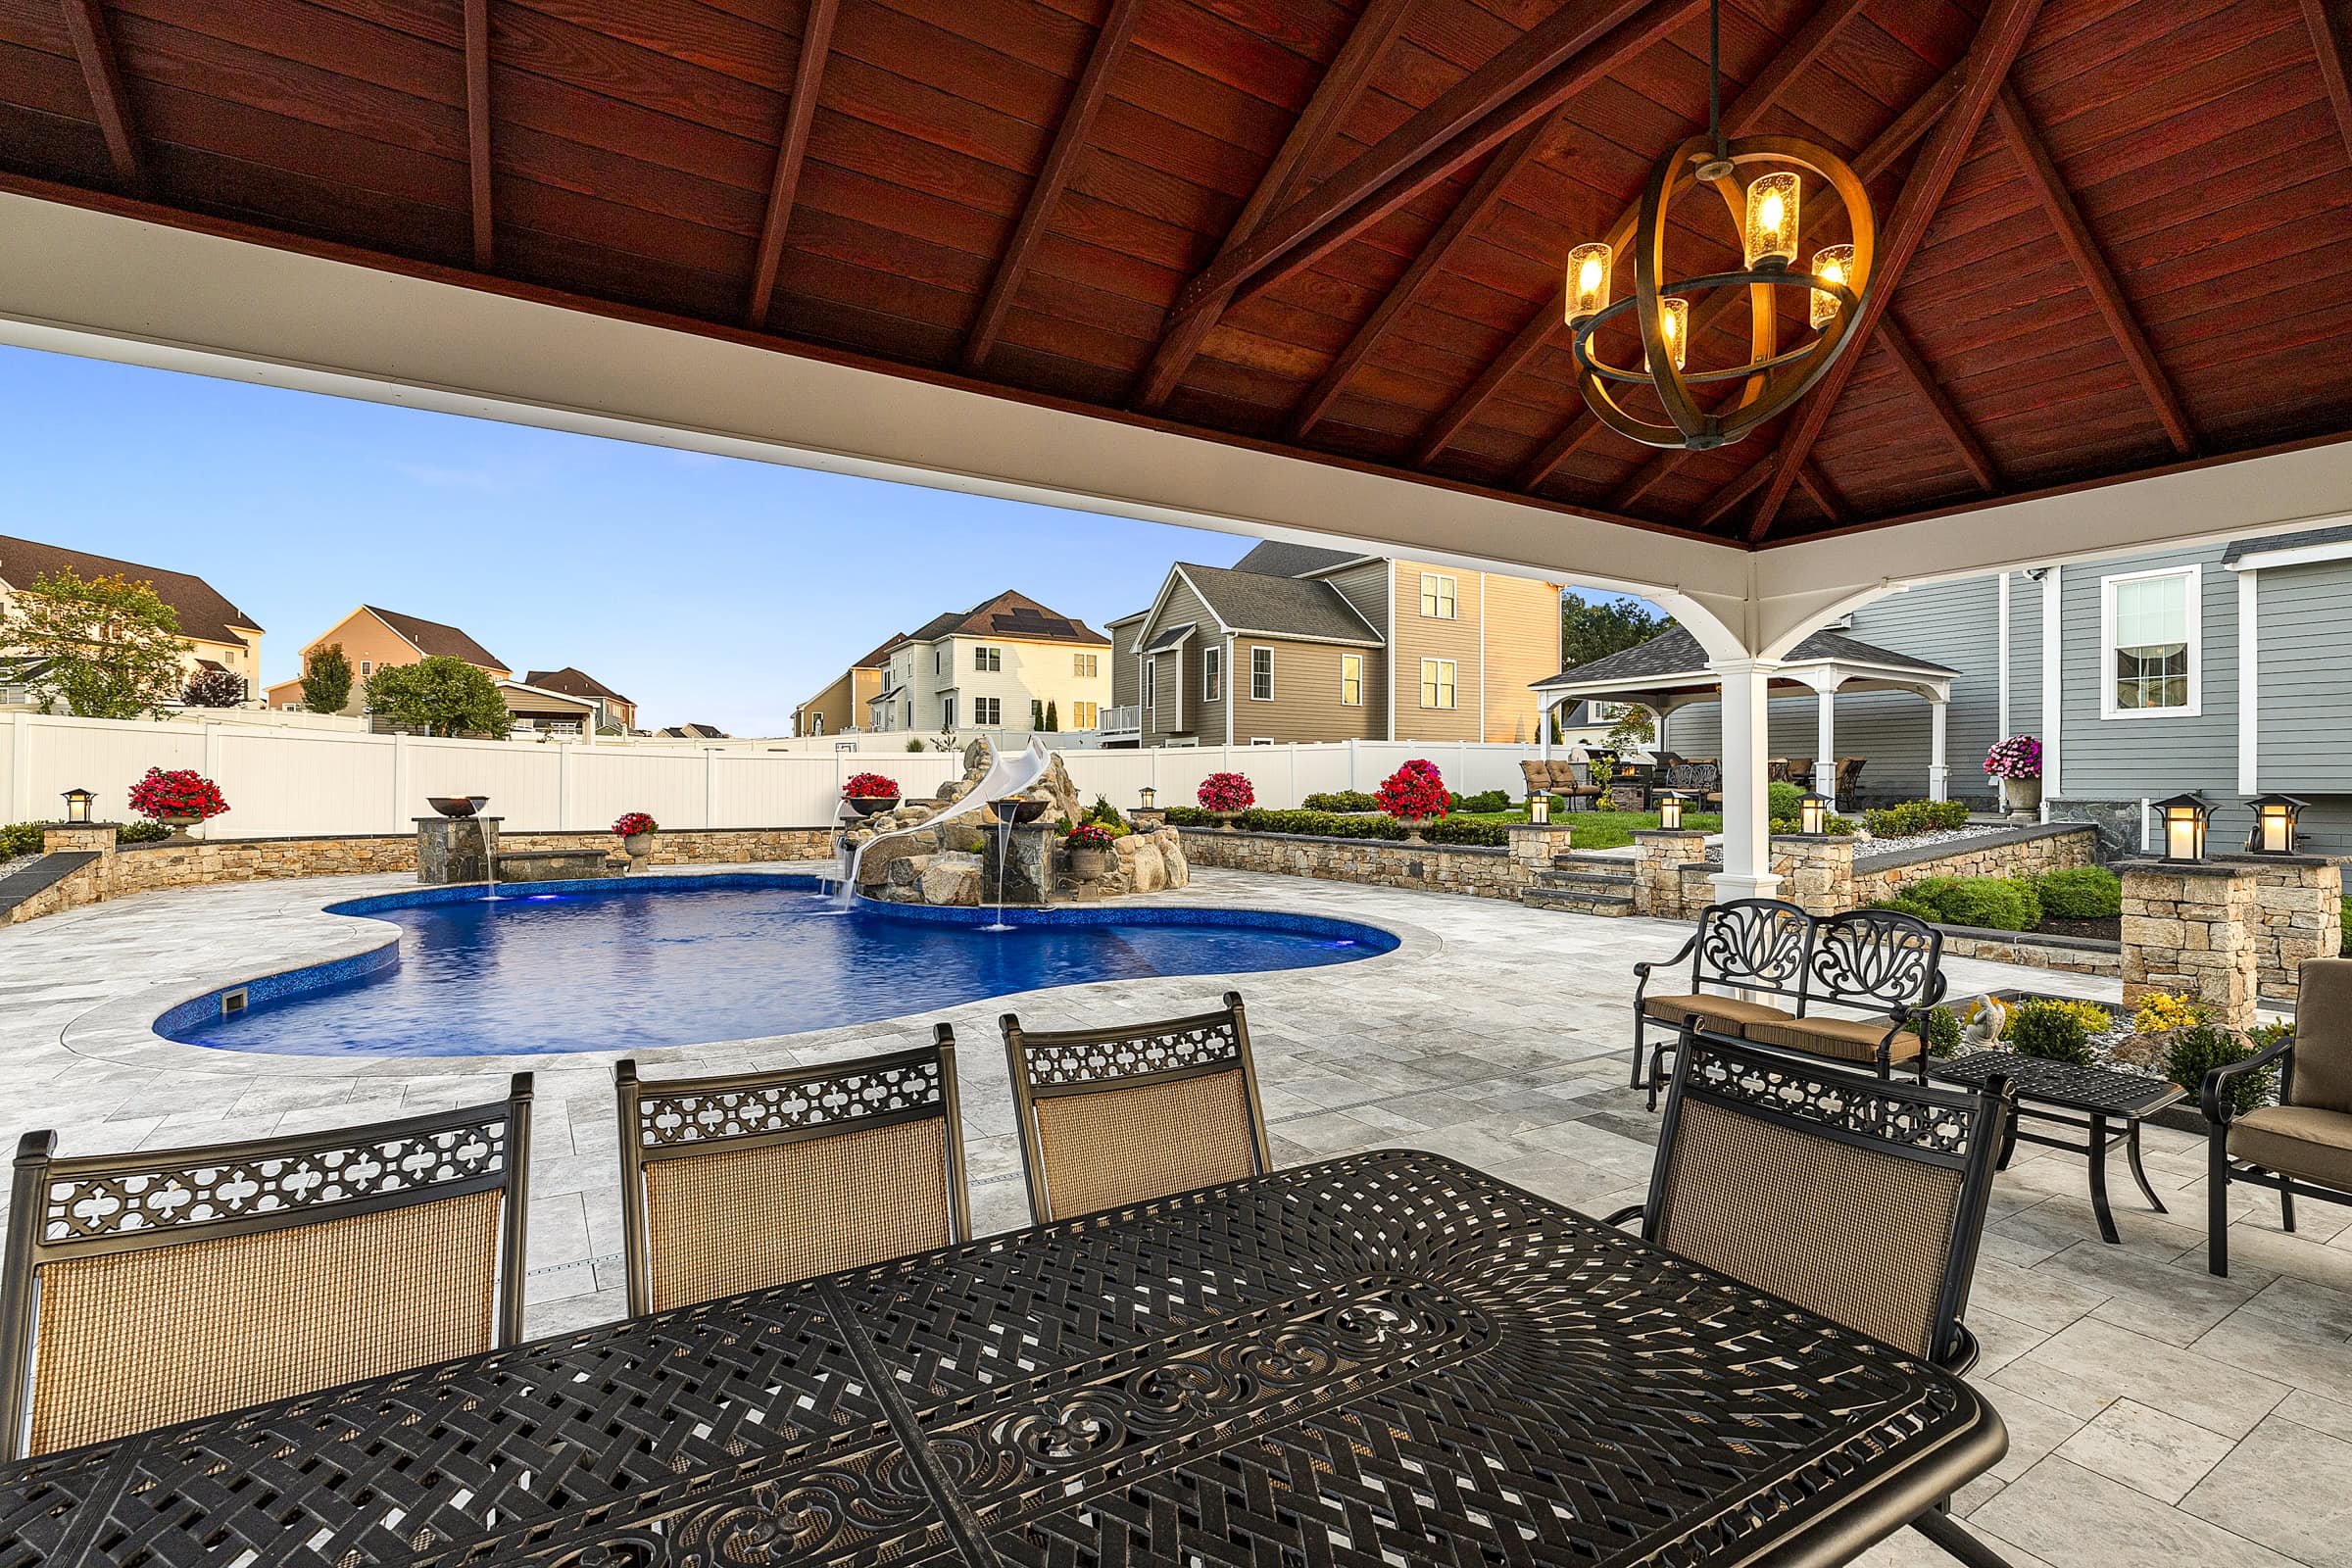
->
[1740,0,2047,543]
[2304,0,2352,165]
[1993,87,2193,456]
[1412,0,1871,472]
[59,0,141,188]
[1879,312,2000,490]
[1793,458,1846,524]
[462,0,492,268]
[1164,0,1678,322]
[1132,0,1414,411]
[1697,452,1777,529]
[965,0,1145,370]
[745,0,841,330]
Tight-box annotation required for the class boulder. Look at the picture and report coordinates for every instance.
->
[919,852,982,906]
[886,853,931,886]
[856,828,933,884]
[1159,831,1189,888]
[1129,839,1166,893]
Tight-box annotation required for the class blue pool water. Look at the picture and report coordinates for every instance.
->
[159,876,1396,1057]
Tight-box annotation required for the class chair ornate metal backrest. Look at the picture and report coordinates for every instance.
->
[1636,1034,2010,1367]
[1804,909,1946,1022]
[1685,899,1814,1009]
[1837,756,1867,799]
[1001,992,1274,1224]
[0,1074,533,1459]
[614,1041,968,1316]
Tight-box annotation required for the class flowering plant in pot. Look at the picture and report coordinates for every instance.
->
[843,771,901,815]
[1376,760,1449,842]
[1983,734,2042,820]
[612,810,658,859]
[125,766,228,840]
[1064,821,1115,878]
[1197,771,1254,828]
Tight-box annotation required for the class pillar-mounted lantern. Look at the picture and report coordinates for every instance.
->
[1797,790,1831,836]
[2245,793,2308,857]
[62,788,95,825]
[1530,794,1551,825]
[1656,790,1688,831]
[1137,785,1156,811]
[2154,791,2214,863]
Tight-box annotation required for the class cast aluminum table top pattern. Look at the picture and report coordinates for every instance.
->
[0,1152,2004,1567]
[1931,1050,2186,1117]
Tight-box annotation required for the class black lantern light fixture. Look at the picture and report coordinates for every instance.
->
[1562,0,1876,451]
[1797,790,1831,836]
[2245,793,2309,857]
[1656,790,1688,831]
[62,788,95,825]
[2154,792,2214,863]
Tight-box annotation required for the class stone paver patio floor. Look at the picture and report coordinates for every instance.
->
[13,863,2352,1567]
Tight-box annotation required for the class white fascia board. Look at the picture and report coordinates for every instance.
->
[2223,537,2352,572]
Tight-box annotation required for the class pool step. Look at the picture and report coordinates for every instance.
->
[1522,856,1636,917]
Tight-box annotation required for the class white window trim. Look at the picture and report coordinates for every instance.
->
[1339,652,1362,707]
[1250,647,1273,701]
[1420,657,1457,710]
[1419,571,1457,619]
[2098,563,2202,720]
[1250,737,1275,745]
[1202,646,1222,703]
[1143,656,1156,717]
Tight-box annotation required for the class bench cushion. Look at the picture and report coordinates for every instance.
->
[2230,1105,2352,1194]
[1744,1015,1922,1066]
[1641,994,1795,1034]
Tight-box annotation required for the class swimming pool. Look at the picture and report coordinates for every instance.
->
[158,875,1397,1057]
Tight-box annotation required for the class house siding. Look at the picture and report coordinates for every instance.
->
[1230,638,1382,744]
[2254,558,2352,789]
[1391,559,1484,744]
[1315,561,1391,738]
[1482,573,1563,745]
[1107,618,1145,710]
[1141,580,1216,743]
[2058,545,2239,801]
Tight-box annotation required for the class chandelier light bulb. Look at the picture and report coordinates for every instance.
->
[1643,296,1690,372]
[1565,242,1613,323]
[1809,243,1853,330]
[1742,171,1800,269]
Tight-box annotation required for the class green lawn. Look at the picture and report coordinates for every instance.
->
[1452,808,1724,850]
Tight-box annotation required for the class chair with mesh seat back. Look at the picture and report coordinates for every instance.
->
[2204,956,2352,1276]
[1001,992,1273,1224]
[614,1038,969,1316]
[1615,1031,2017,1566]
[0,1074,533,1460]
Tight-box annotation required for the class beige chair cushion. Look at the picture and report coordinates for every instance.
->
[2290,959,2352,1114]
[2230,1105,2352,1194]
[1745,1015,1923,1066]
[1519,761,1548,791]
[1642,994,1796,1034]
[1544,760,1584,790]
[1034,1070,1259,1220]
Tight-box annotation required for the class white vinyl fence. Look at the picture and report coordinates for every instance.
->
[5,713,1552,836]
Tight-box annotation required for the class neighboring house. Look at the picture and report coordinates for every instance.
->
[860,591,1109,736]
[793,633,903,737]
[658,722,728,740]
[520,667,637,732]
[1104,542,1562,747]
[264,605,510,714]
[0,533,265,705]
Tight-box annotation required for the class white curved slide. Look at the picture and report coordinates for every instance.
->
[834,738,1053,897]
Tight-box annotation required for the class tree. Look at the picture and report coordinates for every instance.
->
[180,665,248,708]
[2,567,191,718]
[1559,591,1672,671]
[1030,698,1044,729]
[301,643,354,713]
[1044,700,1058,731]
[1604,707,1656,748]
[364,656,511,737]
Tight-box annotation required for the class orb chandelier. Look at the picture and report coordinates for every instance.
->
[1564,0,1876,452]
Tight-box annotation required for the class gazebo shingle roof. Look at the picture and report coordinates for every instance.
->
[1534,626,1955,690]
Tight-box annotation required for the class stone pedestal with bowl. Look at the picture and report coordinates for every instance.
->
[417,812,500,884]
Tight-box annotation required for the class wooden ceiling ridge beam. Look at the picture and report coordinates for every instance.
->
[964,0,1147,370]
[1402,0,1873,477]
[745,0,843,330]
[1992,86,2193,457]
[1131,0,1416,412]
[1878,312,1999,491]
[2303,0,2352,166]
[1165,0,1676,321]
[463,0,492,269]
[1739,0,2047,543]
[59,0,141,189]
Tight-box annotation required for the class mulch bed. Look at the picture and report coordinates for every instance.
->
[2035,914,2120,941]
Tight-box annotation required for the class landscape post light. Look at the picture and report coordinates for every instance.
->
[1656,790,1686,831]
[1137,786,1155,811]
[1797,790,1830,836]
[62,788,94,825]
[2154,792,2213,863]
[2245,793,2308,856]
[1530,794,1550,825]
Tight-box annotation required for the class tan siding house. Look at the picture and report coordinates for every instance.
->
[0,533,266,705]
[1231,638,1382,744]
[264,605,508,713]
[794,633,902,737]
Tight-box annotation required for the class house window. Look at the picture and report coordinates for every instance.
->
[360,661,372,675]
[1073,701,1099,729]
[1250,737,1275,746]
[1419,573,1457,618]
[811,714,824,735]
[1421,658,1456,709]
[1202,646,1222,703]
[2102,565,2200,716]
[933,648,944,675]
[974,697,1001,726]
[943,697,958,729]
[905,700,913,726]
[1143,658,1156,718]
[1073,653,1097,677]
[975,646,1002,672]
[1340,654,1362,707]
[1250,648,1273,701]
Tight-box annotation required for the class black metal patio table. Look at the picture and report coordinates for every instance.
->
[0,1151,2004,1568]
[1933,1050,2186,1245]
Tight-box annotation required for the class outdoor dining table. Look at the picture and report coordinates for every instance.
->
[0,1150,2005,1568]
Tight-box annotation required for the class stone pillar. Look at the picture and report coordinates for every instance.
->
[416,815,502,884]
[1706,658,1783,904]
[1632,829,1708,918]
[2230,853,2344,1004]
[1505,821,1572,888]
[1775,836,1857,916]
[980,821,1056,906]
[40,822,117,897]
[2121,860,2261,1031]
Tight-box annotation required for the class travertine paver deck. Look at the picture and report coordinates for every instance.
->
[10,863,2351,1567]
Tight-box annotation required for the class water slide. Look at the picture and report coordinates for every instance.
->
[834,737,1053,896]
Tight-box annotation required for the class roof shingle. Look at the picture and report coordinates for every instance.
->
[0,533,263,643]
[363,606,506,670]
[1173,563,1382,645]
[1532,625,1955,689]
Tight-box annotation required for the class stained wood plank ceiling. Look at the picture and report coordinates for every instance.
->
[2,0,2349,547]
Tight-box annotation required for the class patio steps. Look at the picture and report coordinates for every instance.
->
[1521,854,1636,917]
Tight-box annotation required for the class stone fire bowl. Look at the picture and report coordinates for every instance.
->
[427,796,490,818]
[989,798,1051,824]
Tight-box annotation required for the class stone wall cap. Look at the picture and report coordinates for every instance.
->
[2115,858,2256,879]
[1631,829,1710,841]
[1177,827,1507,857]
[1930,920,2121,954]
[2211,851,2340,868]
[1852,821,2093,874]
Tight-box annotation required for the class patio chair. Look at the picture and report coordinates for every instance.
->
[1001,992,1273,1224]
[1518,759,1548,798]
[0,1075,534,1459]
[1837,755,1867,805]
[1783,757,1812,790]
[1630,898,1809,1089]
[1742,908,1944,1082]
[1612,1031,2018,1566]
[613,1040,968,1315]
[2204,957,2352,1277]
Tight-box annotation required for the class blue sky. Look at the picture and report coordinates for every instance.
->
[1,345,1266,735]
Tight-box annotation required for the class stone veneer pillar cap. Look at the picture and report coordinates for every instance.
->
[2115,858,2257,878]
[1630,828,1709,839]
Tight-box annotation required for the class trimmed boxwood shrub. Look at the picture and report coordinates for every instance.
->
[2005,999,2095,1065]
[1301,790,1379,812]
[1448,788,1513,813]
[1922,1004,1962,1058]
[1768,780,1801,817]
[1863,799,1970,837]
[2033,865,2122,918]
[1164,806,1508,846]
[1902,874,2042,931]
[115,821,172,845]
[2165,1024,2276,1115]
[0,821,44,858]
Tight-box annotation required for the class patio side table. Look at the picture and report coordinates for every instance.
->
[1933,1050,2185,1244]
[0,1151,2005,1568]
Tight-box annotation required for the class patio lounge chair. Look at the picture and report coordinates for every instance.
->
[1545,759,1604,810]
[1837,755,1867,805]
[1518,759,1548,798]
[612,1042,969,1314]
[0,1075,534,1459]
[1611,1031,2017,1565]
[2203,957,2352,1277]
[1001,992,1272,1223]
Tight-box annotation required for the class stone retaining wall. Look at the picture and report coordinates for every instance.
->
[1934,927,2120,977]
[1177,823,1571,901]
[1636,824,2098,919]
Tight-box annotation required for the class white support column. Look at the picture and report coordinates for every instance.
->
[2236,565,2259,794]
[1654,704,1672,755]
[1538,703,1551,763]
[1928,697,1949,802]
[1708,659,1783,904]
[2040,566,2063,807]
[1813,688,1836,796]
[1996,571,2011,738]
